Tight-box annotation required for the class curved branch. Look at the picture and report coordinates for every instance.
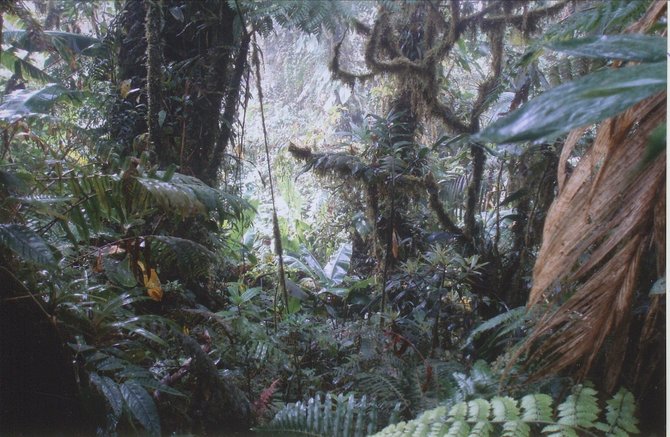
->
[481,0,570,29]
[364,11,429,76]
[424,172,464,238]
[329,35,374,87]
[469,23,504,128]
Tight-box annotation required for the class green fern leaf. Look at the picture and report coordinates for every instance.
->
[150,236,215,279]
[594,388,640,436]
[258,392,377,437]
[491,396,520,422]
[467,399,491,421]
[470,421,493,437]
[445,419,470,437]
[0,223,56,267]
[449,401,468,420]
[556,385,599,429]
[501,419,530,437]
[520,394,553,422]
[541,423,579,437]
[463,307,527,347]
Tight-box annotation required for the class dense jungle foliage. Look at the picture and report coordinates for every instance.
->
[0,1,665,436]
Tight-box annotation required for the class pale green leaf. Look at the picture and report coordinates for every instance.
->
[546,35,666,62]
[474,62,666,144]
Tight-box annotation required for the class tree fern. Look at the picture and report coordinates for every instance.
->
[372,386,640,437]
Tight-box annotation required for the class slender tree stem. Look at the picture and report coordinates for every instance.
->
[252,37,289,314]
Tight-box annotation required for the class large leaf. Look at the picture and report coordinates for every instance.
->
[0,223,56,267]
[546,34,667,62]
[3,30,99,54]
[474,61,666,144]
[90,373,123,418]
[120,380,161,436]
[0,84,82,120]
[323,243,352,285]
[0,50,56,82]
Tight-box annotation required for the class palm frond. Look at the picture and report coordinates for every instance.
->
[516,86,665,383]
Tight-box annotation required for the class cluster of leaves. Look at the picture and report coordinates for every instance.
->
[0,0,663,436]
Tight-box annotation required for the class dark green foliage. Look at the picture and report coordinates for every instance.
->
[474,61,666,144]
[0,1,663,435]
[120,380,162,436]
[0,223,56,267]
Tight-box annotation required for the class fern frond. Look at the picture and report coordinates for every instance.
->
[595,388,640,435]
[555,385,599,430]
[463,307,527,348]
[372,385,640,437]
[257,392,379,437]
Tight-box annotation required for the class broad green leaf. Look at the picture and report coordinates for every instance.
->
[0,223,56,267]
[239,286,262,303]
[3,30,99,54]
[0,50,56,82]
[324,243,352,284]
[474,62,666,144]
[0,84,82,120]
[103,256,138,288]
[546,35,666,63]
[120,380,161,436]
[90,373,123,418]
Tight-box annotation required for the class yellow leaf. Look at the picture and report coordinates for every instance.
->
[392,229,399,259]
[137,260,163,301]
[119,79,132,98]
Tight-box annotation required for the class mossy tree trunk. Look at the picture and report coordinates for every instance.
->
[111,0,249,187]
